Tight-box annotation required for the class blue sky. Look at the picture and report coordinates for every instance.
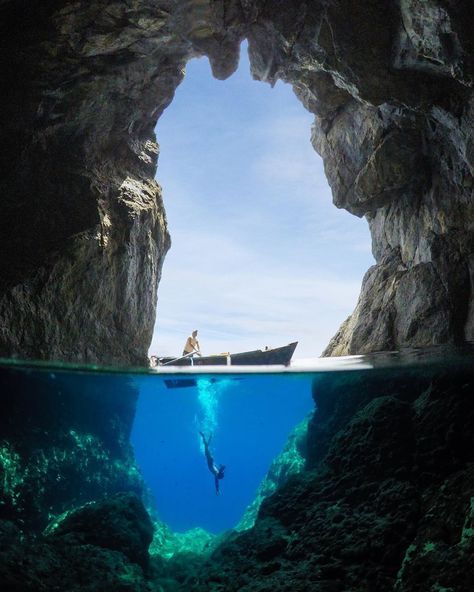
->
[150,43,373,359]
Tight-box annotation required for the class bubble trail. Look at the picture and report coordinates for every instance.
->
[195,378,233,449]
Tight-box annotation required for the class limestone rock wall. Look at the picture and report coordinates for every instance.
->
[0,1,181,365]
[1,1,473,363]
[234,0,474,354]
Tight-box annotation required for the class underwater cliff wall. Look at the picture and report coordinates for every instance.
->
[0,366,144,530]
[165,360,474,592]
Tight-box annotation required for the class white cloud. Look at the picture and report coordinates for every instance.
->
[151,240,363,359]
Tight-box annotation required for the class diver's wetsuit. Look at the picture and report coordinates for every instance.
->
[199,432,225,494]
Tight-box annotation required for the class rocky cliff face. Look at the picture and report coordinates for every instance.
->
[0,1,180,365]
[239,0,474,355]
[1,1,472,364]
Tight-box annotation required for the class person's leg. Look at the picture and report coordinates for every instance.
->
[200,432,215,471]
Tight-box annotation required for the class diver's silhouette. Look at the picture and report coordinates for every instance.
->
[199,431,225,495]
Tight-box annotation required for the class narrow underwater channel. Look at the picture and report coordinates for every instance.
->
[130,373,314,534]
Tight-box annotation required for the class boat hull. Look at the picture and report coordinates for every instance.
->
[158,342,298,367]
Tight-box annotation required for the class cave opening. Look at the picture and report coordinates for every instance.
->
[148,41,374,360]
[132,43,374,541]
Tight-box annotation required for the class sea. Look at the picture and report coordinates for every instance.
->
[1,346,473,542]
[131,370,314,533]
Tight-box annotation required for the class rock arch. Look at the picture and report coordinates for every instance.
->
[0,0,473,364]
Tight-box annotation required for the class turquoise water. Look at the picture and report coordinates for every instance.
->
[1,347,473,541]
[131,372,313,533]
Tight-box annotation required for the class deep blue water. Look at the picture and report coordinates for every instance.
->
[3,347,473,540]
[131,374,313,533]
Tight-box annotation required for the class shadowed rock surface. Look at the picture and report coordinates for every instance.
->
[45,492,154,569]
[0,493,154,592]
[0,0,473,363]
[0,366,144,530]
[151,359,474,591]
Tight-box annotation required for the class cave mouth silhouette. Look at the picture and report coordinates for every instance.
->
[134,41,372,546]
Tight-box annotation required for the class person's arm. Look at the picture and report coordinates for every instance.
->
[214,476,220,495]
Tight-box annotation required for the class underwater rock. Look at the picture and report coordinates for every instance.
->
[0,517,152,592]
[237,415,310,532]
[0,367,144,530]
[45,492,154,569]
[150,523,218,560]
[150,360,474,591]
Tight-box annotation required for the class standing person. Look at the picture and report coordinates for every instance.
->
[199,432,225,495]
[183,330,201,357]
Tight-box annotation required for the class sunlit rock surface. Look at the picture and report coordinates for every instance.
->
[239,0,474,355]
[1,1,472,363]
[237,415,309,532]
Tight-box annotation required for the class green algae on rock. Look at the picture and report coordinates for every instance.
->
[45,492,154,569]
[0,494,154,592]
[0,367,144,529]
[237,415,310,532]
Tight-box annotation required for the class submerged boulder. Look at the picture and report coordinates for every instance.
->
[0,495,154,591]
[45,493,154,569]
[0,519,152,592]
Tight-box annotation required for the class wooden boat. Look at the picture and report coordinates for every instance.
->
[156,341,298,367]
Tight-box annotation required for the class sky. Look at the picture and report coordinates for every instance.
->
[149,42,374,359]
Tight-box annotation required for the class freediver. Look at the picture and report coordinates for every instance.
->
[199,431,225,495]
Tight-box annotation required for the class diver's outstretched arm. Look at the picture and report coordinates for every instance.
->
[214,476,220,495]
